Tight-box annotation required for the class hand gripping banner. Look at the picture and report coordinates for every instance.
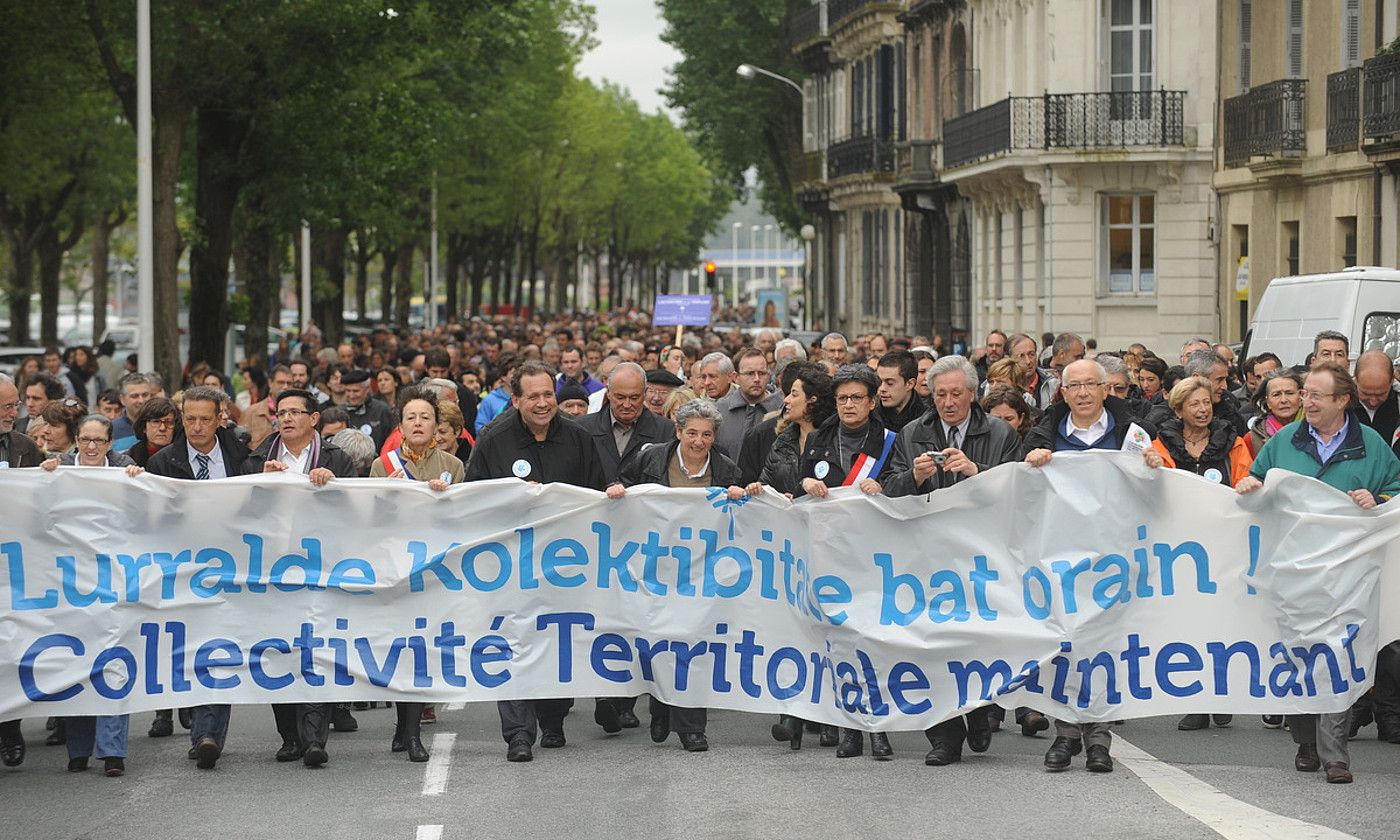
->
[2,452,1397,728]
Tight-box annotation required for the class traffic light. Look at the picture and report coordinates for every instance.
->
[704,261,717,291]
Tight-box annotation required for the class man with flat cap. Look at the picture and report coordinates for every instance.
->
[644,368,684,416]
[340,369,394,451]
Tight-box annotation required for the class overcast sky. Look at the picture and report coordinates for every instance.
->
[576,0,680,117]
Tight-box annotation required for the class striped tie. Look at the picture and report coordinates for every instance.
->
[195,453,210,480]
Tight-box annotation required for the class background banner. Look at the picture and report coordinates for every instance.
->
[2,452,1395,729]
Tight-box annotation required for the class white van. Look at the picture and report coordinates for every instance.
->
[1241,267,1400,368]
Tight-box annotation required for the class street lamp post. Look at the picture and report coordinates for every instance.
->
[736,63,804,96]
[730,221,741,306]
[800,224,815,331]
[136,0,153,373]
[749,225,759,308]
[764,224,774,286]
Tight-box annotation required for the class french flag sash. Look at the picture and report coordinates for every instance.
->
[380,447,415,479]
[840,428,897,486]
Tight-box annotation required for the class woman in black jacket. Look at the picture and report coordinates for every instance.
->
[747,364,834,497]
[607,398,746,753]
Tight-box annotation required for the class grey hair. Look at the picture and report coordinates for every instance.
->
[423,377,458,394]
[1052,332,1084,355]
[118,372,150,392]
[608,362,646,390]
[145,372,166,392]
[0,373,12,387]
[1181,337,1211,353]
[1183,348,1227,378]
[182,385,227,408]
[80,413,114,440]
[925,355,978,392]
[700,351,734,375]
[820,332,848,349]
[774,338,807,361]
[330,428,377,475]
[1314,329,1349,352]
[674,397,722,431]
[1098,355,1129,379]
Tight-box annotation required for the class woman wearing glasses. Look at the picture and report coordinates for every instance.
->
[40,415,140,472]
[124,397,179,468]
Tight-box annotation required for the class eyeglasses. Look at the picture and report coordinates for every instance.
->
[835,394,870,404]
[1107,384,1130,394]
[1062,382,1106,392]
[0,402,18,412]
[275,408,312,419]
[1300,390,1340,401]
[77,437,109,446]
[148,417,177,428]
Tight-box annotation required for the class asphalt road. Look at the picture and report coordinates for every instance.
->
[2,704,1397,840]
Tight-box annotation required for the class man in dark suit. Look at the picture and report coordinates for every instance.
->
[1355,351,1400,454]
[247,388,358,768]
[577,362,674,731]
[145,385,253,770]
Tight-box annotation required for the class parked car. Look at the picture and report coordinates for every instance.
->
[0,347,47,378]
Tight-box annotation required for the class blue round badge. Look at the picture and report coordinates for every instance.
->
[512,459,532,478]
[814,461,830,480]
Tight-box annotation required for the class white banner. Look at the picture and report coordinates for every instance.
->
[2,452,1396,729]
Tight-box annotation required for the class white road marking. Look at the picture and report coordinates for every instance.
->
[443,702,465,711]
[420,733,457,797]
[1113,735,1360,840]
[415,826,443,840]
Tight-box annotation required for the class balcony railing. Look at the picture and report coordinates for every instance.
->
[1326,68,1361,152]
[828,0,870,28]
[792,150,826,185]
[1363,52,1400,142]
[942,90,1185,169]
[788,1,827,47]
[1223,78,1307,167]
[827,135,896,177]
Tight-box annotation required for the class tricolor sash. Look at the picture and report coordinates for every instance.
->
[380,447,415,479]
[841,428,897,486]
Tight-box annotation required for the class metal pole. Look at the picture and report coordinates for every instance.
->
[136,0,154,373]
[748,225,759,308]
[300,222,311,332]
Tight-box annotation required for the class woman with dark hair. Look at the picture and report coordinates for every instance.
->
[1137,355,1169,405]
[125,397,179,468]
[1247,369,1304,457]
[368,387,460,762]
[748,363,835,500]
[980,385,1034,439]
[63,346,106,407]
[39,398,86,456]
[375,367,405,414]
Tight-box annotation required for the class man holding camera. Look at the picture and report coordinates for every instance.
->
[883,356,1021,766]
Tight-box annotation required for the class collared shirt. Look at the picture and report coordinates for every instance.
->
[674,448,711,480]
[187,440,227,479]
[1309,416,1350,464]
[1064,409,1110,446]
[278,440,313,474]
[940,415,972,450]
[610,411,634,457]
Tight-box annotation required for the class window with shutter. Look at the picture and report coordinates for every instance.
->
[1239,0,1251,92]
[1286,0,1303,79]
[1342,0,1361,69]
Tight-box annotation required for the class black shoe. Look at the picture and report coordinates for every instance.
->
[1020,710,1050,737]
[1295,742,1320,772]
[594,700,622,734]
[276,739,303,762]
[391,730,406,753]
[1044,736,1078,772]
[405,736,429,763]
[679,732,709,752]
[618,710,640,729]
[818,725,839,747]
[1178,714,1210,731]
[0,731,25,768]
[194,736,221,770]
[804,721,822,733]
[331,707,358,733]
[103,757,125,777]
[1085,744,1113,773]
[1262,715,1284,729]
[148,712,173,739]
[1325,761,1353,784]
[650,714,670,744]
[45,720,66,747]
[1211,714,1233,727]
[177,708,192,730]
[835,728,864,758]
[506,737,533,762]
[67,756,89,773]
[924,739,961,766]
[540,730,566,749]
[769,716,790,742]
[870,733,893,760]
[966,711,993,753]
[302,742,328,768]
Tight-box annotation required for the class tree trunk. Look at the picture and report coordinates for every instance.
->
[187,106,249,373]
[1,219,37,347]
[152,100,191,387]
[90,211,124,344]
[467,233,487,317]
[311,225,348,346]
[380,246,398,325]
[444,233,463,322]
[238,195,277,372]
[352,230,373,322]
[394,242,413,331]
[36,213,85,349]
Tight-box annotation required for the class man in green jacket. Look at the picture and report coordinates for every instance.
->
[1237,361,1400,785]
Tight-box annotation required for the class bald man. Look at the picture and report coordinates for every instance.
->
[1354,351,1400,456]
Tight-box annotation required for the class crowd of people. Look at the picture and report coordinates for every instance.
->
[0,311,1397,784]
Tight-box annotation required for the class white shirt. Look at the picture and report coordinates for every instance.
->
[187,440,227,479]
[940,415,972,449]
[278,440,313,474]
[1065,409,1110,446]
[675,449,711,480]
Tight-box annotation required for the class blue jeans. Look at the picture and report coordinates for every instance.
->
[190,705,231,748]
[66,715,129,760]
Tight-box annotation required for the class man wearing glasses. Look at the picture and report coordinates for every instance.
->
[1236,361,1400,784]
[1022,359,1157,774]
[145,386,255,770]
[715,348,782,459]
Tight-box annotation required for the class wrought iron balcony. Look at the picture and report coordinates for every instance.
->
[1327,68,1361,152]
[942,90,1186,170]
[1363,52,1400,143]
[1223,79,1307,167]
[827,135,896,178]
[788,1,828,48]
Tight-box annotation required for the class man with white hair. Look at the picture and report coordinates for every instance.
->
[819,332,850,364]
[774,338,807,366]
[696,352,736,400]
[0,374,43,470]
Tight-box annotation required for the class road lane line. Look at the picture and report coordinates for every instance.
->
[1113,735,1360,840]
[415,826,443,840]
[420,733,457,797]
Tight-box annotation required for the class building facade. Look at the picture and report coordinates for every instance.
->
[938,0,1219,352]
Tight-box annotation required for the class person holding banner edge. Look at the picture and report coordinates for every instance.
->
[1023,359,1158,773]
[1235,360,1400,784]
[884,355,1022,767]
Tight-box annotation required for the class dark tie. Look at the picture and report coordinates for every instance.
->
[949,428,960,450]
[195,453,210,480]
